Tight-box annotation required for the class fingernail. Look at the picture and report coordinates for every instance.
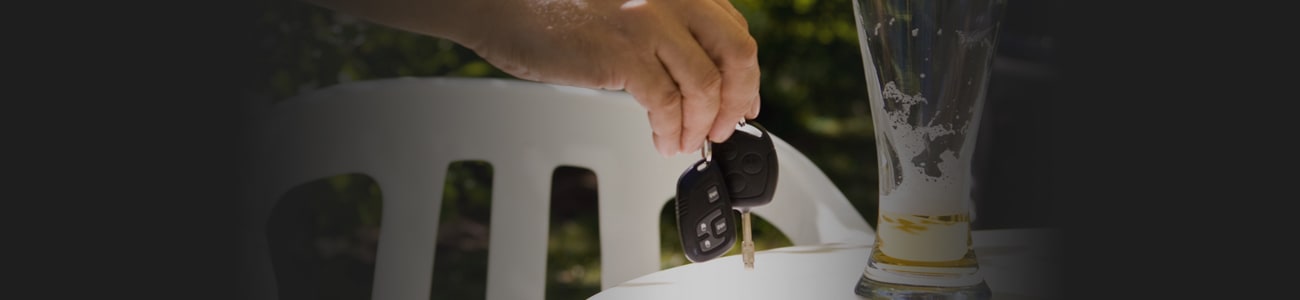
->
[681,140,700,155]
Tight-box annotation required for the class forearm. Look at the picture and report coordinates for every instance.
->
[299,0,488,43]
[300,0,763,157]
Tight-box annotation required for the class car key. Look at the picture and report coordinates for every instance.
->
[711,121,779,269]
[712,121,779,209]
[674,143,737,263]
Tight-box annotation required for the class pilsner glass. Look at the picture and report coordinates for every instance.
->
[850,0,1006,298]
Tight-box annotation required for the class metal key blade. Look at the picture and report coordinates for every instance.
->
[741,210,755,270]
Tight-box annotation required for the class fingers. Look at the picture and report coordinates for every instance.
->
[620,1,761,156]
[655,25,724,154]
[623,56,685,158]
[650,111,682,158]
[685,3,762,143]
[708,67,761,142]
[748,95,760,119]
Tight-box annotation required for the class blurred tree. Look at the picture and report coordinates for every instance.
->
[267,174,382,300]
[252,0,512,102]
[431,162,494,299]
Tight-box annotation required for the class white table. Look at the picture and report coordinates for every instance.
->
[590,228,1063,300]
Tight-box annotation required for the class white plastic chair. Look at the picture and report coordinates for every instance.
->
[238,77,875,300]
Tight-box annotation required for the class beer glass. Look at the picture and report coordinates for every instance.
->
[850,0,1006,298]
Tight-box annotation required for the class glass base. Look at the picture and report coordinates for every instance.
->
[855,275,991,300]
[854,246,991,299]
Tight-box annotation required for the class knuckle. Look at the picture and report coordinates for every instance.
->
[653,117,683,135]
[637,82,684,113]
[691,71,724,100]
[684,117,709,133]
[725,96,751,113]
[678,70,723,103]
[729,37,760,69]
[644,90,686,122]
[654,88,684,111]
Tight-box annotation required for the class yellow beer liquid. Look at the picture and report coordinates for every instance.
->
[871,212,978,270]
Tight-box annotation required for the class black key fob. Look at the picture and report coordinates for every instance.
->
[675,159,737,263]
[712,121,779,209]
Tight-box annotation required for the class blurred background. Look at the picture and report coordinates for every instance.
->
[251,0,1058,299]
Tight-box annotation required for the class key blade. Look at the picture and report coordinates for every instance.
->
[742,211,755,270]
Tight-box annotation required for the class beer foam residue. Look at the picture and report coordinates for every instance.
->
[878,81,971,213]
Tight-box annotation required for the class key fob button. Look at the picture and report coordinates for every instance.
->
[742,153,763,174]
[698,209,722,237]
[675,159,737,263]
[704,208,722,222]
[700,235,728,252]
[712,121,779,209]
[726,173,747,194]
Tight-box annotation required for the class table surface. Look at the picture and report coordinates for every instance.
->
[589,228,1063,300]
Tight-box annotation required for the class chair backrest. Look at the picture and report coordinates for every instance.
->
[238,77,875,300]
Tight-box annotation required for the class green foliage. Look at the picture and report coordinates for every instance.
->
[431,161,494,299]
[545,167,604,299]
[734,0,881,225]
[275,174,382,300]
[253,0,512,102]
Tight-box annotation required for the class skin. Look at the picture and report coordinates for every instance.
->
[301,0,762,157]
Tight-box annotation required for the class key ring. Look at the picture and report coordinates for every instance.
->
[701,141,712,163]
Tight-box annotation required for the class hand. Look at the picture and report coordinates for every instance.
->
[449,0,763,157]
[300,0,762,157]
